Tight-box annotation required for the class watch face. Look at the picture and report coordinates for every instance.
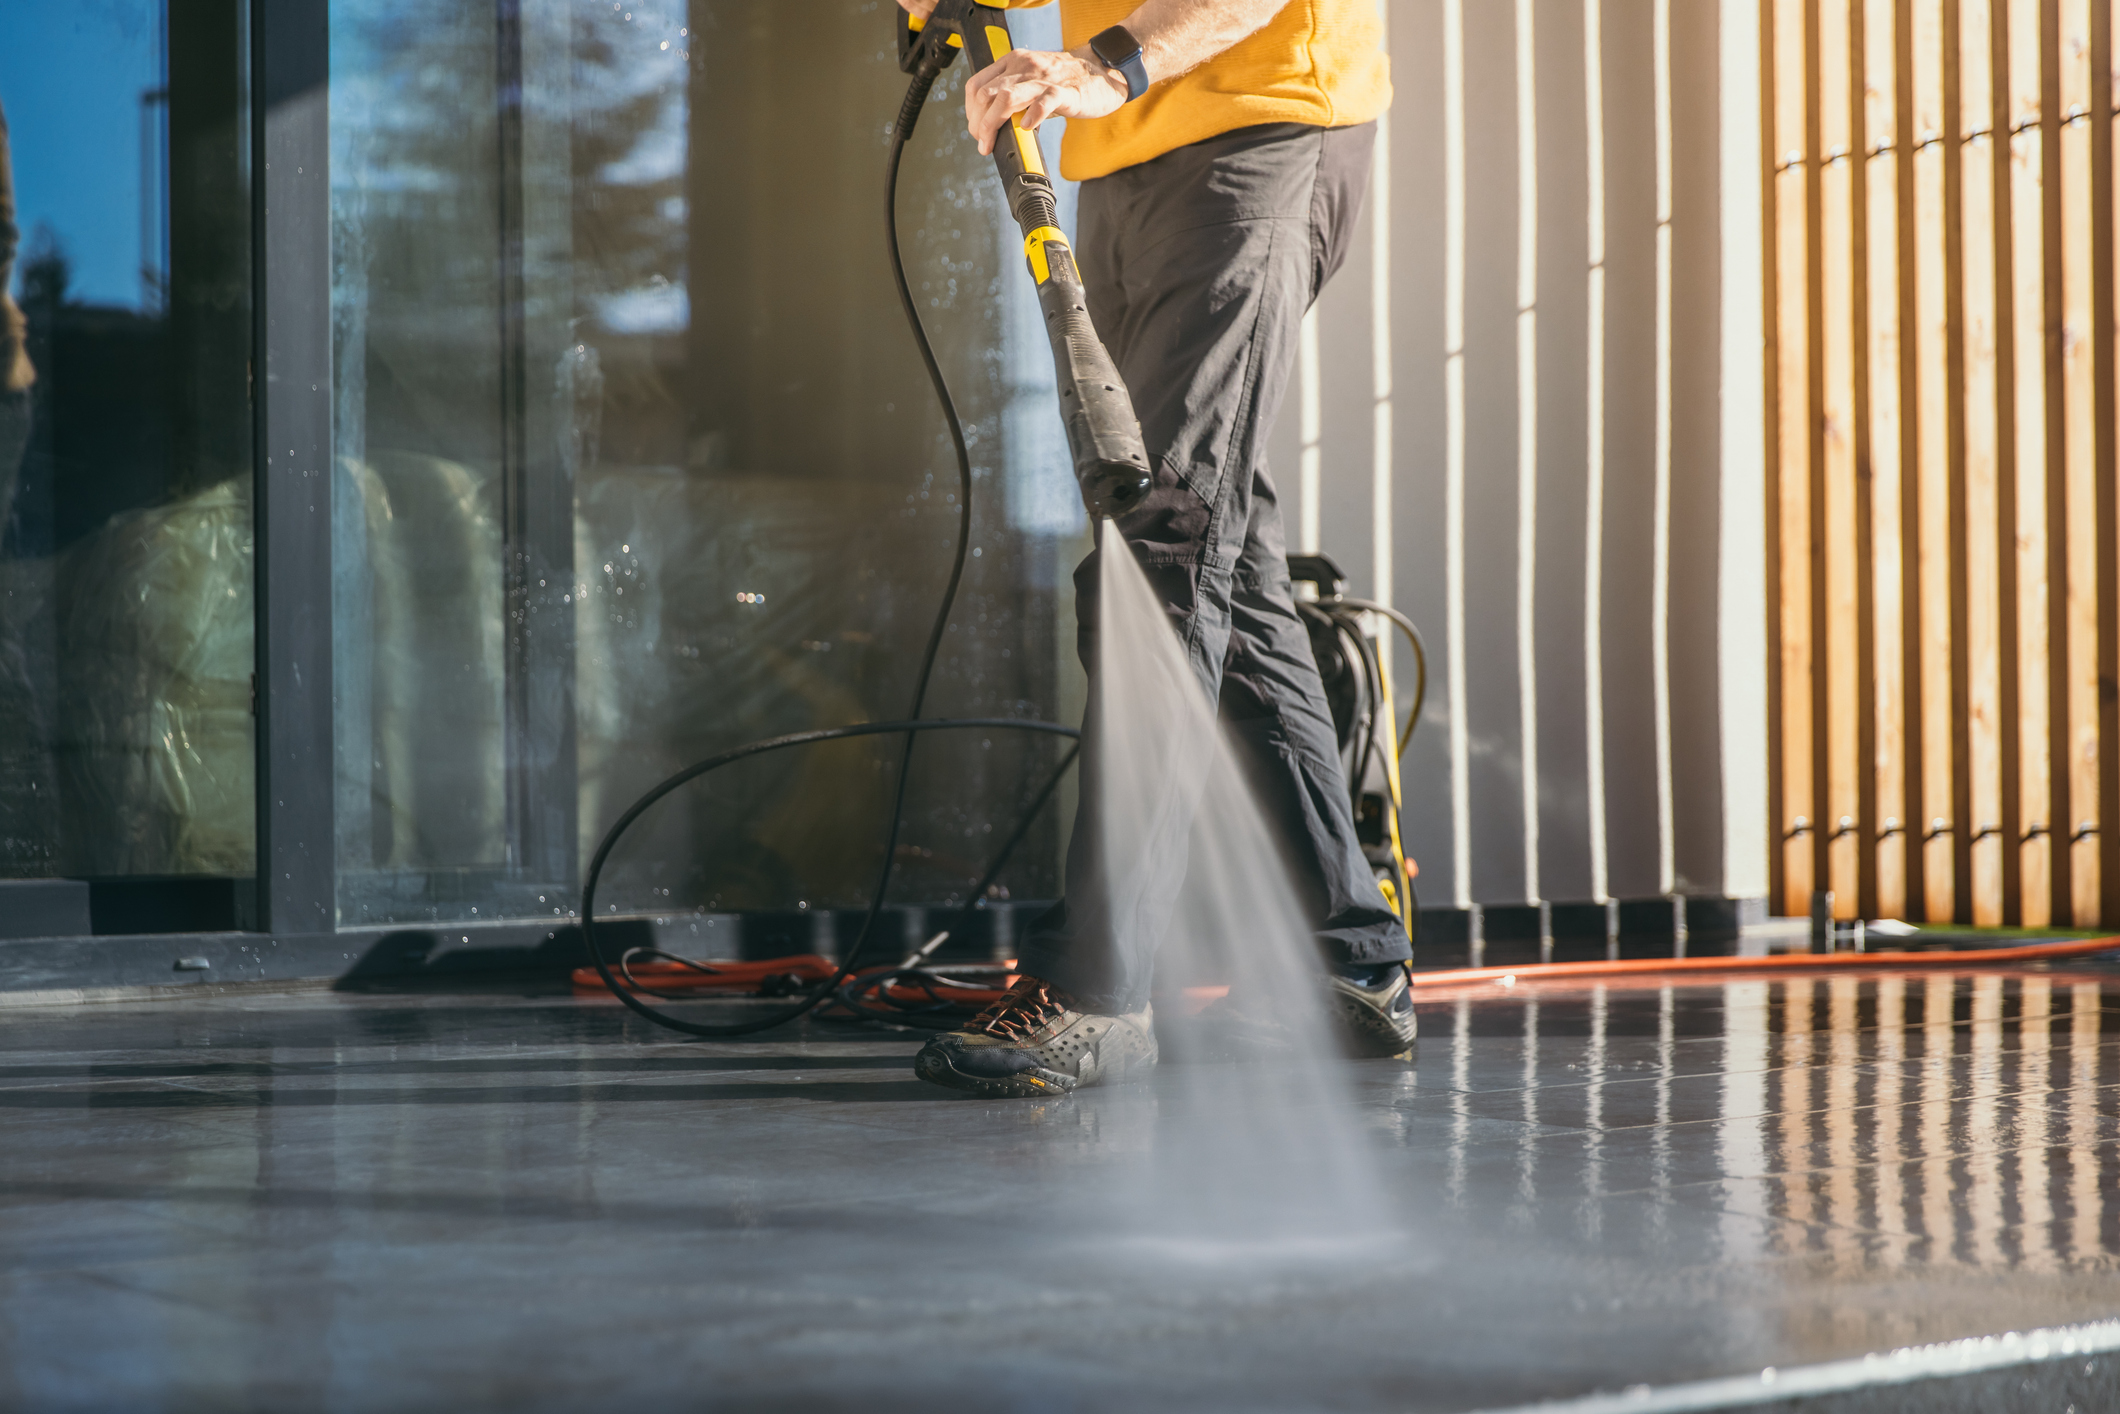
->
[1091,25,1146,99]
[1093,26,1139,64]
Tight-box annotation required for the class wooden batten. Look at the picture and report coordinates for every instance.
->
[1765,0,2118,929]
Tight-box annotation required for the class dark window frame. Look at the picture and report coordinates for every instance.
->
[0,0,336,968]
[251,0,334,939]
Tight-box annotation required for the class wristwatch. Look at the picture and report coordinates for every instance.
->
[1089,24,1149,102]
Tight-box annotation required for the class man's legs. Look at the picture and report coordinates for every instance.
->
[1219,471,1413,971]
[1017,121,1410,1014]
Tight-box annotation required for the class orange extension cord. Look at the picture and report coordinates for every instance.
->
[569,954,1017,1013]
[573,934,2120,1012]
[1404,934,2120,988]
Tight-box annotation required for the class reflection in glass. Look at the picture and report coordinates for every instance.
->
[328,0,1086,927]
[0,3,254,888]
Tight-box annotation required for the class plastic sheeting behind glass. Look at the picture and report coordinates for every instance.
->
[0,1,255,883]
[330,0,1089,928]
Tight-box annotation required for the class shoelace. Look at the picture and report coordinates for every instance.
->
[971,976,1073,1041]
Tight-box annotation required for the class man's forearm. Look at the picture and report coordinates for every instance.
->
[1099,0,1290,87]
[953,0,1294,153]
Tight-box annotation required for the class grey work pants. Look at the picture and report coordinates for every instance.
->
[1018,120,1412,1013]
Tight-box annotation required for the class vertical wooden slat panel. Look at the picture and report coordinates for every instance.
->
[1947,0,1973,926]
[2094,0,2111,924]
[1897,0,1933,920]
[2058,0,2100,924]
[2042,0,2068,926]
[1868,0,1912,921]
[2007,0,2053,926]
[1913,0,1958,921]
[1778,0,1820,917]
[1823,0,1865,919]
[1769,0,2120,929]
[2039,0,2068,925]
[1852,0,1885,925]
[1766,0,1788,920]
[1987,0,2026,927]
[1848,0,1882,928]
[1808,0,1836,915]
[1960,0,2005,926]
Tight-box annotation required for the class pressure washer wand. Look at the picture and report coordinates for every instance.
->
[897,2,1152,519]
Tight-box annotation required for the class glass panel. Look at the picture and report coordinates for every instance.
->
[329,0,1087,929]
[0,5,255,892]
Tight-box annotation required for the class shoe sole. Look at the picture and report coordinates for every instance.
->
[1331,992,1419,1060]
[913,1028,1160,1098]
[913,1049,1081,1099]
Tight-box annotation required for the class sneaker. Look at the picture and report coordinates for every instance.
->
[1327,962,1418,1058]
[914,975,1158,1098]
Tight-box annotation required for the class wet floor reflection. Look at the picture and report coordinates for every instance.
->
[1447,994,1471,1206]
[2,972,2117,1409]
[1717,979,1769,1265]
[1411,965,2120,1283]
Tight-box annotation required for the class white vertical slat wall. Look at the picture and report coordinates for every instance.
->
[1267,0,1772,927]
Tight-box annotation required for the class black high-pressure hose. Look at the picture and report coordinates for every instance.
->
[576,63,1075,1038]
[1340,596,1428,749]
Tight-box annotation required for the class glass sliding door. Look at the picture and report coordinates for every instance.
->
[330,0,525,922]
[0,3,255,930]
[329,0,1087,930]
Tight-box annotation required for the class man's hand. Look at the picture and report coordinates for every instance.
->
[964,47,1129,155]
[894,0,1287,156]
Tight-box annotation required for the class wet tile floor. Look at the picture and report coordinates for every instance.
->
[2,963,2118,1411]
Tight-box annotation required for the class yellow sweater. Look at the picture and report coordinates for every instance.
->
[1002,1,1392,180]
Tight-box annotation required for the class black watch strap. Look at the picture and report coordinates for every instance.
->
[1089,24,1149,102]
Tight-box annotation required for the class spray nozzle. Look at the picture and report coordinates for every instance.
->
[1081,459,1152,519]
